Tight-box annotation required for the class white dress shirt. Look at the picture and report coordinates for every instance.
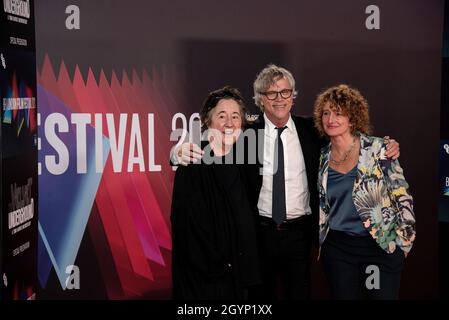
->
[257,114,311,220]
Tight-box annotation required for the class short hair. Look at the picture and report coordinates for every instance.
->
[253,64,298,111]
[200,86,247,132]
[313,84,372,137]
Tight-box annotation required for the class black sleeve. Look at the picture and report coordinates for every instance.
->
[213,165,261,287]
[170,166,228,278]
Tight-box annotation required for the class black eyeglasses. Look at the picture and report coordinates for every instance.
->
[260,89,293,100]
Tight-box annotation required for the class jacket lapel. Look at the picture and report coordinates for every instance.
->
[320,143,330,194]
[292,116,314,189]
[354,133,369,191]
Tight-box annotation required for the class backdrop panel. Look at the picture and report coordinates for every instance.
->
[35,0,443,299]
[1,0,38,300]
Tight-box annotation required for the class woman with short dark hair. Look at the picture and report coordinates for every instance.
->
[171,86,260,300]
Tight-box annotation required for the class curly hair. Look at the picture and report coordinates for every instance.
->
[200,86,247,132]
[313,84,372,137]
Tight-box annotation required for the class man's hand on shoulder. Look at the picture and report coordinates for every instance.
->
[383,136,400,160]
[172,142,204,166]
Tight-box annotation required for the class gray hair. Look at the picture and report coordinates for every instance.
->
[253,64,298,111]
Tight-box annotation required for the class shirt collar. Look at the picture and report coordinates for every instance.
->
[263,113,295,136]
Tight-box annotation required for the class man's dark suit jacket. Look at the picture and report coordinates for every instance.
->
[239,113,325,239]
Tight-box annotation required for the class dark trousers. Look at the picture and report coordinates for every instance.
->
[322,229,405,300]
[253,216,312,300]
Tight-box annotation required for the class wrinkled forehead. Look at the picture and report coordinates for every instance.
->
[323,101,342,111]
[264,75,292,90]
[214,98,241,111]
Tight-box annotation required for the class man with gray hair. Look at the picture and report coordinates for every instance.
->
[244,64,320,299]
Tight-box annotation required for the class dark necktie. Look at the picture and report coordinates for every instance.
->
[272,126,287,225]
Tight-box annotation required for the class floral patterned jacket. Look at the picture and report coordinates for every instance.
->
[318,133,416,254]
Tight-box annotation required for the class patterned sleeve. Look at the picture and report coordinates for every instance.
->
[379,144,416,253]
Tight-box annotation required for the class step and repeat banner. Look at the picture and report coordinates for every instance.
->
[34,0,443,299]
[0,0,38,300]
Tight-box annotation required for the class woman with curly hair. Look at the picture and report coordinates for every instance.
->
[313,84,416,300]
